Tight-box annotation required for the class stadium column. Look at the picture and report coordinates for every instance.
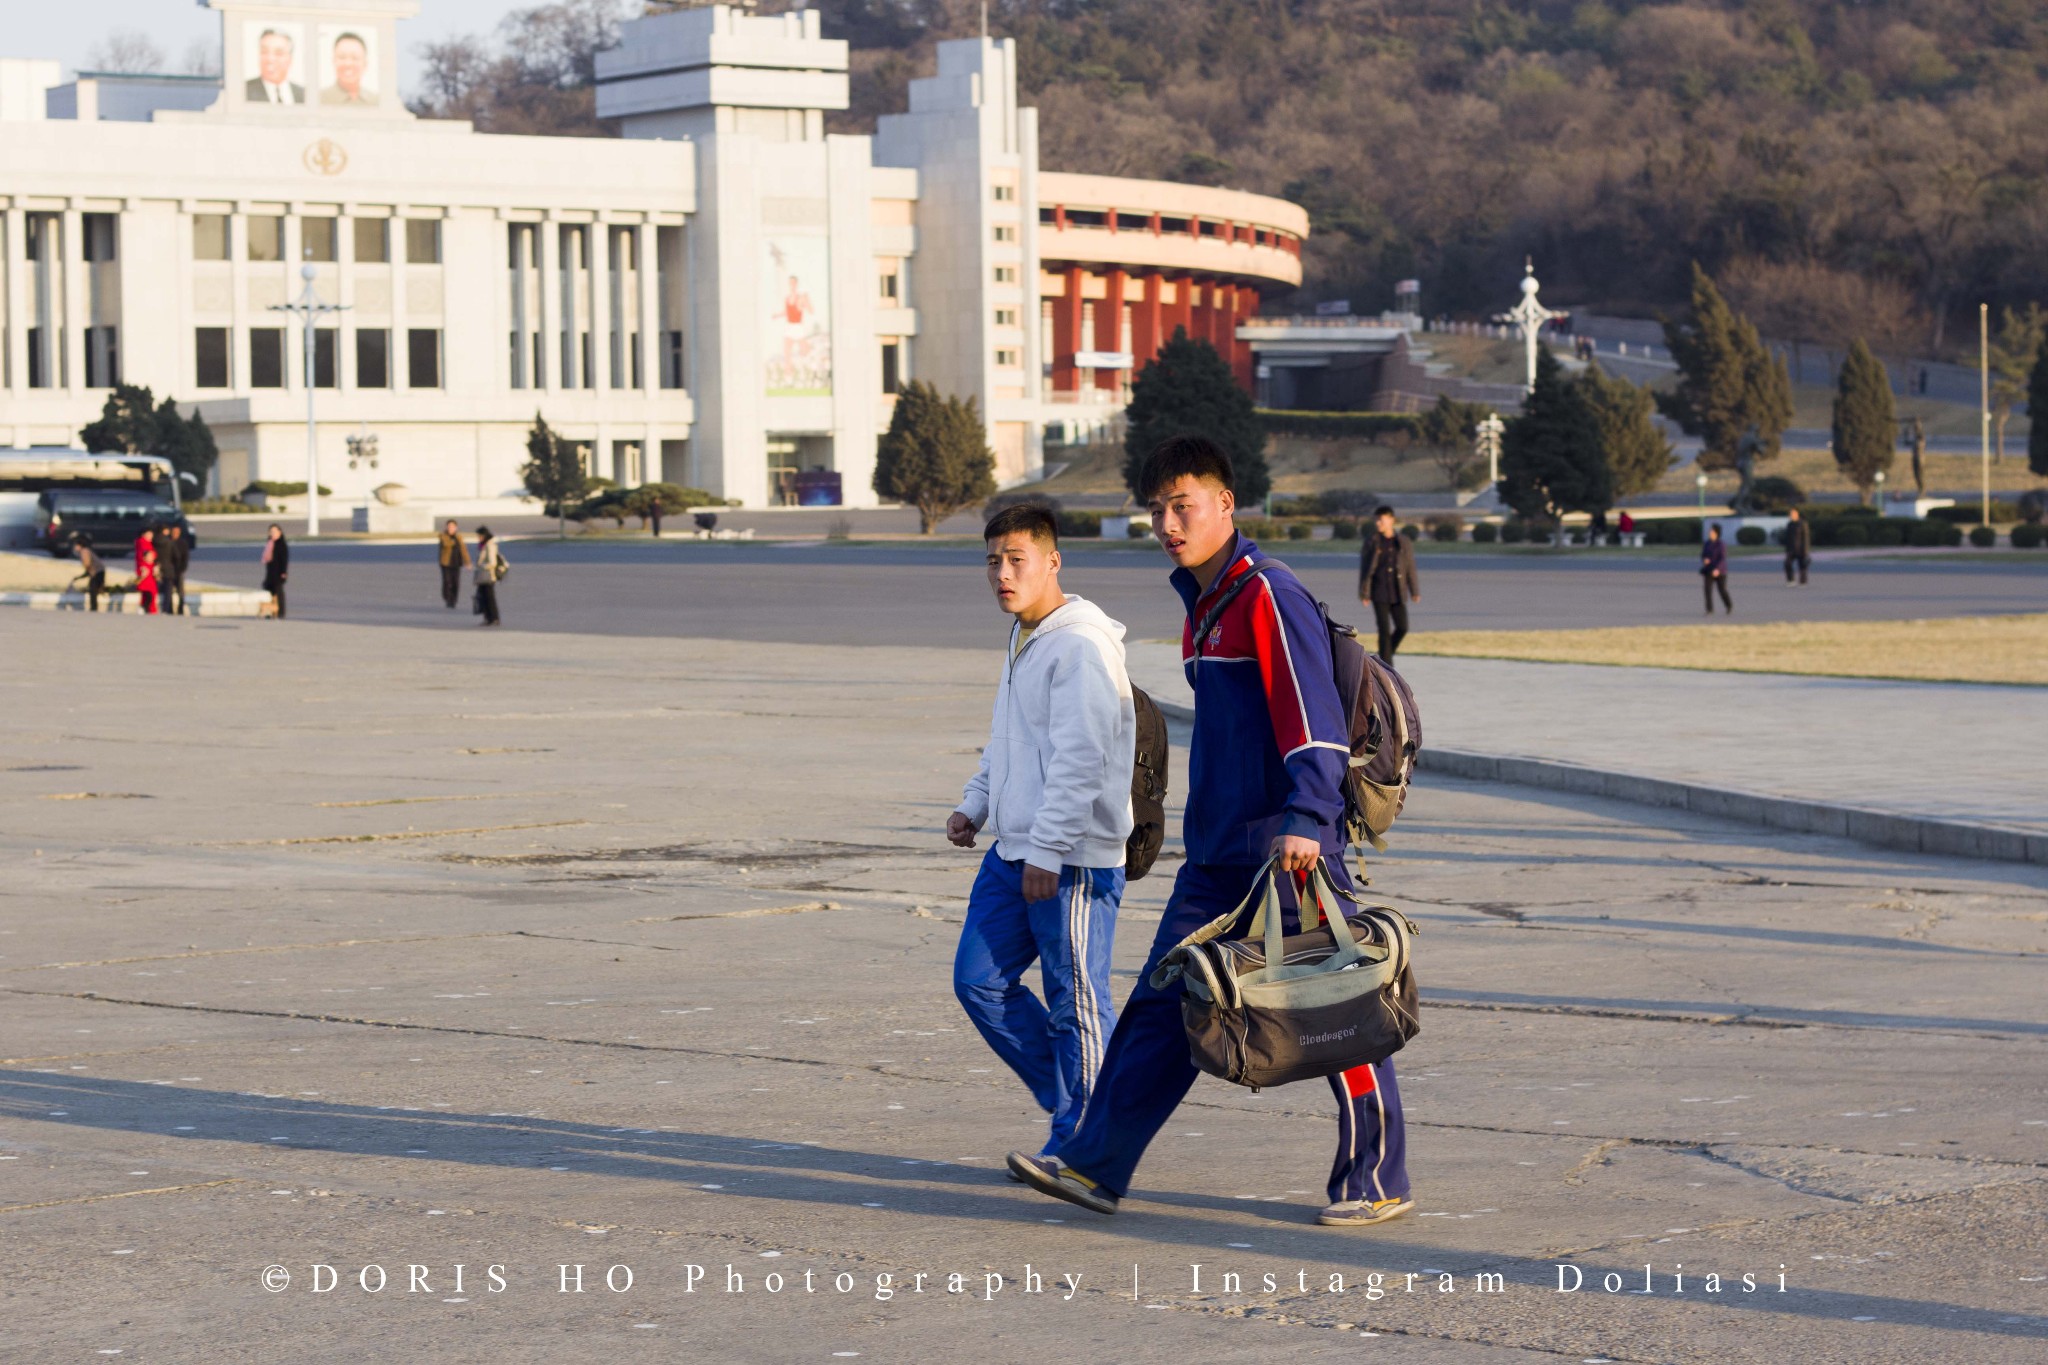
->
[1165,273,1192,346]
[1231,284,1257,393]
[1095,267,1125,391]
[1051,264,1082,392]
[1131,272,1161,377]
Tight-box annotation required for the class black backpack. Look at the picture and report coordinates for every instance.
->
[1126,686,1170,879]
[1192,559,1423,851]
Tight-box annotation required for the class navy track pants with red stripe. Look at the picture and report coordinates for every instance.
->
[1053,858,1411,1203]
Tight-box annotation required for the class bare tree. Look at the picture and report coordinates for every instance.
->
[86,29,167,74]
[181,37,222,78]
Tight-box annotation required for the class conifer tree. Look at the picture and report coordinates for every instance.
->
[1659,263,1793,471]
[1578,363,1673,499]
[1501,349,1611,522]
[521,412,590,538]
[2029,341,2048,479]
[1123,327,1270,506]
[873,381,997,533]
[1830,339,1896,501]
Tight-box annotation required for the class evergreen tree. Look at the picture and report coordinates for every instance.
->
[1123,327,1269,506]
[1417,394,1492,491]
[1830,339,1896,501]
[153,396,218,494]
[79,383,160,455]
[1501,348,1611,522]
[520,412,590,538]
[1578,363,1673,499]
[1658,263,1793,471]
[872,381,997,533]
[2030,341,2048,479]
[1835,339,1892,501]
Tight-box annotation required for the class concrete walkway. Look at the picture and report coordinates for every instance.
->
[1127,644,2048,840]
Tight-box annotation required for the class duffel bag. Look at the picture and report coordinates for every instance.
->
[1150,857,1420,1091]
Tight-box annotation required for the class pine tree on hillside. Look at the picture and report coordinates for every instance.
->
[1659,263,1793,471]
[1501,348,1611,523]
[1578,363,1673,500]
[2030,341,2048,479]
[1122,327,1270,506]
[872,381,997,533]
[1830,339,1896,502]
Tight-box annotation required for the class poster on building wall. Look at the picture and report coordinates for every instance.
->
[241,22,308,105]
[316,25,380,107]
[763,235,832,396]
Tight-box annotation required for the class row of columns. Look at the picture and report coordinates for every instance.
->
[1047,265,1261,396]
[1045,204,1299,255]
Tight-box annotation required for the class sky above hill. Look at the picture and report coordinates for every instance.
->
[5,0,533,96]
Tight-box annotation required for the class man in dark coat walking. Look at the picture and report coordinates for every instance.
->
[437,520,472,609]
[1701,523,1732,614]
[1358,506,1420,663]
[1783,508,1811,586]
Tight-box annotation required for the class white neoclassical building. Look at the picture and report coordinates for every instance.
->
[0,0,1306,510]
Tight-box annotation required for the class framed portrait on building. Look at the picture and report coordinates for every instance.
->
[763,235,832,396]
[242,22,307,107]
[317,26,380,108]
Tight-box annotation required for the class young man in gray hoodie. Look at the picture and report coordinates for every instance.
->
[948,503,1137,1158]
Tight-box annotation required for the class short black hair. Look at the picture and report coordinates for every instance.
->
[984,503,1058,547]
[1374,505,1397,520]
[1139,435,1234,502]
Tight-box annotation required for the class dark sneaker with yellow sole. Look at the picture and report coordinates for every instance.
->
[1317,1196,1414,1227]
[1006,1152,1119,1215]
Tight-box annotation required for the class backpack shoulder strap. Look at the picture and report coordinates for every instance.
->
[1192,559,1276,652]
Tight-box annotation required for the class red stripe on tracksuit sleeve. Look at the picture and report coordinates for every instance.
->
[1250,582,1313,758]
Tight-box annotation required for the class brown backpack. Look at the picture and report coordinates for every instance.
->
[1126,686,1169,879]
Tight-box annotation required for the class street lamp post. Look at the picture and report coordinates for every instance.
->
[1695,470,1708,525]
[268,264,348,537]
[1495,258,1563,394]
[1980,302,1992,528]
[1476,412,1505,489]
[1874,468,1886,515]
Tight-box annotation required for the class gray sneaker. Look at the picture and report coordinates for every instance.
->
[1006,1152,1119,1214]
[1318,1196,1414,1227]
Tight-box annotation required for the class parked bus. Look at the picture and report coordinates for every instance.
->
[0,451,187,552]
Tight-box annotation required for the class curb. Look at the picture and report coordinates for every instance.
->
[0,589,271,617]
[1151,696,2044,867]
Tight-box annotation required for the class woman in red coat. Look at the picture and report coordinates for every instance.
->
[133,530,160,615]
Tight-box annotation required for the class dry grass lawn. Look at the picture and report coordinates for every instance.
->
[1405,614,2048,686]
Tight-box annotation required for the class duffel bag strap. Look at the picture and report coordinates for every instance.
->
[1150,856,1280,989]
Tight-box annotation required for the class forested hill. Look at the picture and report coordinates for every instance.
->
[421,1,2048,354]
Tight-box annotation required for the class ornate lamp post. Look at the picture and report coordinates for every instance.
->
[1496,258,1562,394]
[268,264,348,537]
[1475,412,1505,488]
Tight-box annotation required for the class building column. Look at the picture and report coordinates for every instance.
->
[62,207,87,391]
[3,207,24,398]
[1051,264,1082,393]
[1232,285,1257,393]
[638,223,659,398]
[1165,273,1192,345]
[590,221,612,394]
[1094,267,1125,392]
[1132,271,1162,376]
[536,216,558,393]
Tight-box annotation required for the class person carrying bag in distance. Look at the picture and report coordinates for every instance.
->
[950,504,1136,1162]
[1010,435,1414,1228]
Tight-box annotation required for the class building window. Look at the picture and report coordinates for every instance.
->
[313,328,338,388]
[995,348,1019,367]
[993,265,1016,284]
[407,328,442,388]
[1160,216,1190,235]
[994,309,1017,327]
[878,265,899,302]
[662,331,684,390]
[84,326,119,388]
[248,216,284,263]
[1115,212,1150,232]
[352,218,388,263]
[250,328,285,388]
[82,214,118,263]
[195,328,230,388]
[356,329,389,388]
[193,214,230,261]
[405,219,441,264]
[992,184,1016,202]
[881,340,902,394]
[992,225,1016,243]
[1038,207,1057,225]
[302,217,338,263]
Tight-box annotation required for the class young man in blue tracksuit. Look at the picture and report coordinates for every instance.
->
[1010,436,1412,1228]
[949,503,1137,1158]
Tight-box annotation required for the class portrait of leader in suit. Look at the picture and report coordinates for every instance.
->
[244,26,305,105]
[320,30,379,107]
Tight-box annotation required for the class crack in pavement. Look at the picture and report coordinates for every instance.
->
[0,1178,246,1214]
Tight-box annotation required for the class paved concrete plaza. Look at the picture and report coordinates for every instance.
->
[3,612,2045,1363]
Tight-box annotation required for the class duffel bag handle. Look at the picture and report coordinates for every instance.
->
[1150,856,1284,990]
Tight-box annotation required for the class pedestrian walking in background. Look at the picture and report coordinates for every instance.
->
[260,525,289,620]
[1701,523,1732,615]
[949,502,1135,1162]
[1359,505,1420,664]
[132,530,159,615]
[1783,508,1811,586]
[437,519,471,609]
[473,526,506,627]
[160,524,190,615]
[71,535,106,612]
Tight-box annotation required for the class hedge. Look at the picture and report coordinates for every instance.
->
[1056,510,1103,538]
[1928,500,2024,524]
[1968,525,1997,547]
[1257,410,1423,441]
[2012,523,2045,548]
[1471,522,1499,543]
[1735,525,1767,546]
